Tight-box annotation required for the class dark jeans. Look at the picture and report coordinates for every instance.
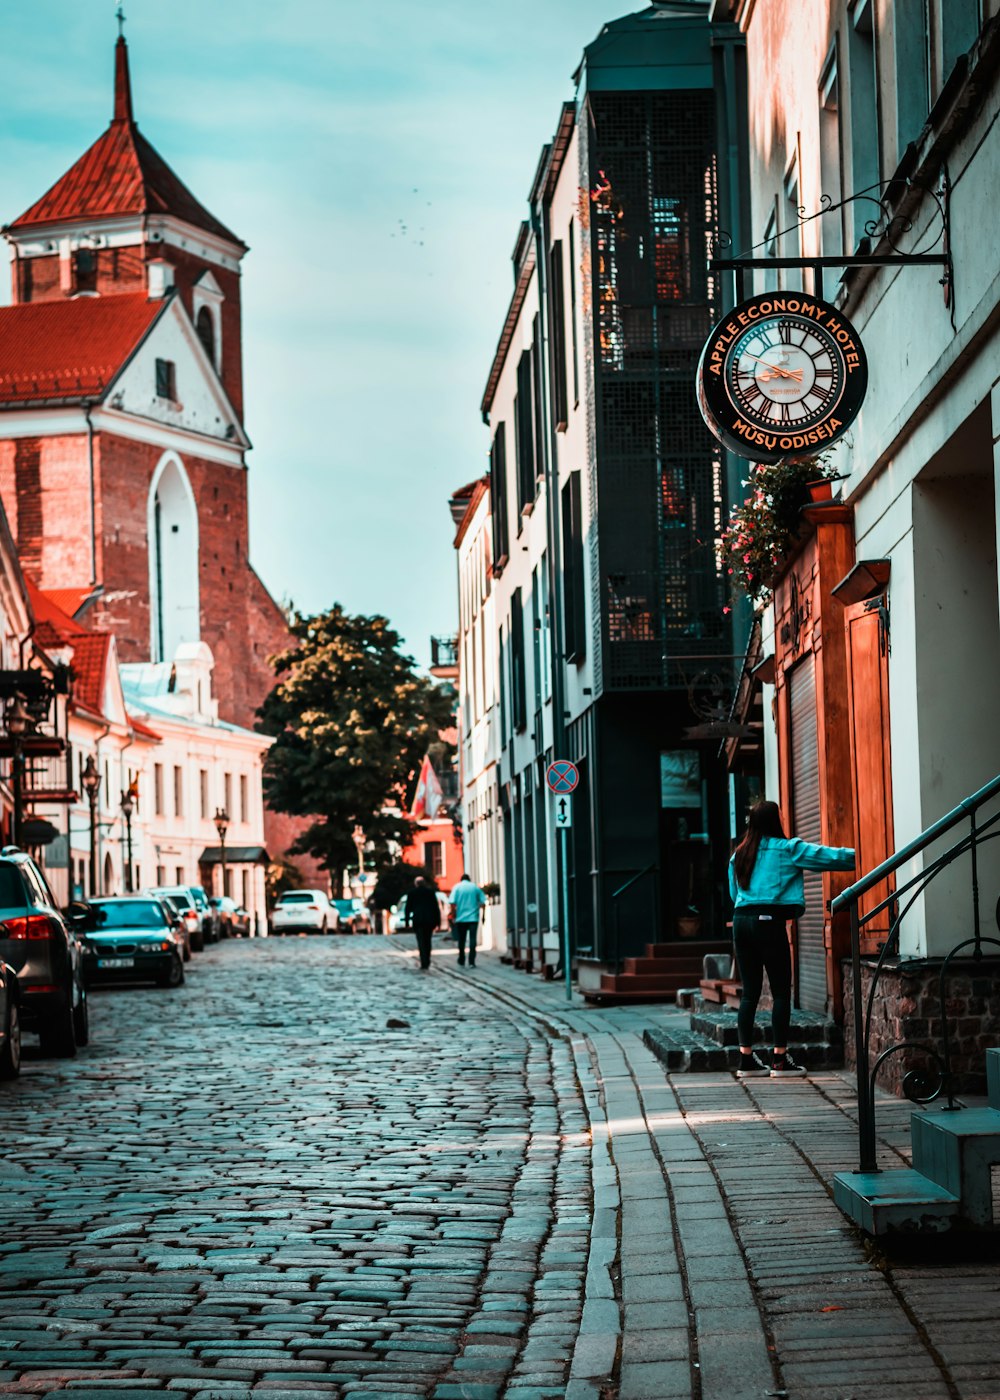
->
[454,922,478,964]
[413,926,434,968]
[733,911,793,1048]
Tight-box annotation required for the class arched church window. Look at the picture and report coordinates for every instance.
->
[148,454,200,663]
[196,306,216,366]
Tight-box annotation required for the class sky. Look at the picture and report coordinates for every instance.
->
[0,0,640,668]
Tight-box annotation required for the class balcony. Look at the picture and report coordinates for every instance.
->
[430,635,459,680]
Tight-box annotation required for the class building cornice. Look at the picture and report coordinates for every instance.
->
[480,249,537,421]
[0,403,248,468]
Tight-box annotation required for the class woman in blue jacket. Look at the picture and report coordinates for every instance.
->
[729,800,855,1078]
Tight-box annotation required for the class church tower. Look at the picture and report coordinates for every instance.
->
[5,35,247,420]
[0,30,289,733]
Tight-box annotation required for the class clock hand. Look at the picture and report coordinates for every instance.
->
[738,351,804,382]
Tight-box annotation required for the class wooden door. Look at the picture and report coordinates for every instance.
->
[844,600,895,953]
[789,655,827,1012]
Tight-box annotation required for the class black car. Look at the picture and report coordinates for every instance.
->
[0,848,87,1056]
[78,897,185,989]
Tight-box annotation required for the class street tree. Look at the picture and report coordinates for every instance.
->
[258,605,455,875]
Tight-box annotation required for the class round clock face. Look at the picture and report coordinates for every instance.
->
[697,292,868,464]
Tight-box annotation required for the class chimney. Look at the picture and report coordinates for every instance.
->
[147,258,175,299]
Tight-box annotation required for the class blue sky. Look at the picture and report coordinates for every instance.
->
[0,0,637,666]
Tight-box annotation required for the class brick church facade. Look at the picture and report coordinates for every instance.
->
[0,35,304,865]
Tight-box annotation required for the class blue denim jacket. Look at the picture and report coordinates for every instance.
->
[728,836,855,916]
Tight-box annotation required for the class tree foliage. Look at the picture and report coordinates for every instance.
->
[372,860,437,911]
[258,606,455,873]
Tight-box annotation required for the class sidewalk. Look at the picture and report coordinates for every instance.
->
[440,946,1000,1400]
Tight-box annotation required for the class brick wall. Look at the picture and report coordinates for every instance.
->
[843,957,1000,1097]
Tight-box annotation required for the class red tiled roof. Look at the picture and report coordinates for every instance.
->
[0,293,161,404]
[26,580,87,651]
[130,716,162,742]
[42,587,97,621]
[10,39,244,249]
[69,633,111,717]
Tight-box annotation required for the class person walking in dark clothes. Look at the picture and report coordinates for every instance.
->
[403,876,440,970]
[729,801,855,1077]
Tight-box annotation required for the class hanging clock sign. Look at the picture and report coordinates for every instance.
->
[696,291,868,464]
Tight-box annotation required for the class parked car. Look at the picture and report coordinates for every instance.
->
[0,960,21,1079]
[210,895,252,938]
[144,886,201,956]
[0,848,87,1056]
[187,885,219,943]
[76,897,185,989]
[333,898,373,934]
[270,890,338,935]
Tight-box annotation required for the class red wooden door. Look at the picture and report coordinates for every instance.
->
[844,600,895,953]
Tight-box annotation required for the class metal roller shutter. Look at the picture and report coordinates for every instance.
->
[789,656,827,1013]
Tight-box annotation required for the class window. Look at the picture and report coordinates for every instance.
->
[568,221,579,405]
[149,452,200,664]
[562,473,586,664]
[425,841,444,879]
[155,357,176,401]
[761,206,779,293]
[782,153,803,292]
[195,306,215,365]
[73,248,97,294]
[156,864,166,886]
[154,763,164,816]
[531,566,543,714]
[176,866,185,885]
[929,0,979,101]
[847,0,880,248]
[514,351,535,514]
[531,316,545,480]
[490,424,509,568]
[819,45,844,259]
[241,869,250,910]
[239,775,248,825]
[548,242,569,429]
[224,772,232,817]
[173,765,183,818]
[510,589,527,733]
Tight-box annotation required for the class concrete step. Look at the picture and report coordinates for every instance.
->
[833,1168,960,1235]
[623,955,706,975]
[643,1026,844,1074]
[690,1006,843,1047]
[646,940,730,959]
[911,1106,1000,1227]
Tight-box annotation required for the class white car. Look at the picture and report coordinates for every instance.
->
[270,890,339,936]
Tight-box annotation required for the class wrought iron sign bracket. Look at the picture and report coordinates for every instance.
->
[709,176,953,306]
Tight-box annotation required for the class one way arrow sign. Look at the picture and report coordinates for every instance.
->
[553,794,573,829]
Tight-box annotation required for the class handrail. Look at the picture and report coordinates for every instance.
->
[612,861,658,902]
[833,773,1000,912]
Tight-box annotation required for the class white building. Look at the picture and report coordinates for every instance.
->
[451,478,506,951]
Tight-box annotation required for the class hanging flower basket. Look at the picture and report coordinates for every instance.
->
[721,454,840,607]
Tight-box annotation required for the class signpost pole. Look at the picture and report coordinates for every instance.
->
[560,824,571,1002]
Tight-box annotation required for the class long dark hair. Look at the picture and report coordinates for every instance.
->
[733,800,786,889]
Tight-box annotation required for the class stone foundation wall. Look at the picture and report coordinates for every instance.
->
[842,957,1000,1097]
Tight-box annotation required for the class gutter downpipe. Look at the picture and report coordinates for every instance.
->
[83,401,97,587]
[532,171,571,981]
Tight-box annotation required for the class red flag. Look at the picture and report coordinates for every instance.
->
[410,754,443,820]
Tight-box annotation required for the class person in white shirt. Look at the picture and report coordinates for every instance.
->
[448,873,487,968]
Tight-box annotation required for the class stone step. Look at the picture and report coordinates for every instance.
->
[911,1106,1000,1227]
[623,955,706,975]
[643,1026,844,1074]
[689,1005,843,1047]
[646,939,730,959]
[833,1168,960,1235]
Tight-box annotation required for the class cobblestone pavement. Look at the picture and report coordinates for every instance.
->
[3,934,1000,1400]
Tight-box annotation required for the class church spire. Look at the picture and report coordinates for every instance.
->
[113,25,134,125]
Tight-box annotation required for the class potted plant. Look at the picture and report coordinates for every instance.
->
[721,453,839,606]
[481,881,501,905]
[677,904,702,938]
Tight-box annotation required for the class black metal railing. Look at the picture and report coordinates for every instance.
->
[832,774,1000,1173]
[430,636,459,671]
[611,862,658,974]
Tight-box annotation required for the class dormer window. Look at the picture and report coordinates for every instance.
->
[195,306,215,365]
[73,248,97,295]
[155,357,176,401]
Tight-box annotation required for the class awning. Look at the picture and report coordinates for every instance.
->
[198,845,269,866]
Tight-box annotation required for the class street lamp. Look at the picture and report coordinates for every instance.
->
[82,753,102,896]
[352,823,366,897]
[214,808,230,898]
[120,786,135,892]
[5,695,32,849]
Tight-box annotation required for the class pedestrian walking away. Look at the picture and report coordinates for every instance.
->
[728,800,855,1078]
[403,875,440,969]
[448,872,487,967]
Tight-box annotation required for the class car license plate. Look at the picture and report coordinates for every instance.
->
[98,957,134,968]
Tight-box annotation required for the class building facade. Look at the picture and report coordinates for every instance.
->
[468,4,746,983]
[709,0,1000,1063]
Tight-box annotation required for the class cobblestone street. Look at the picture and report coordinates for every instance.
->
[2,936,1000,1400]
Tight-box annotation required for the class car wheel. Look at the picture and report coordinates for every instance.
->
[39,991,77,1058]
[182,943,191,963]
[0,997,21,1080]
[191,928,204,953]
[321,919,329,935]
[72,984,90,1048]
[157,957,185,989]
